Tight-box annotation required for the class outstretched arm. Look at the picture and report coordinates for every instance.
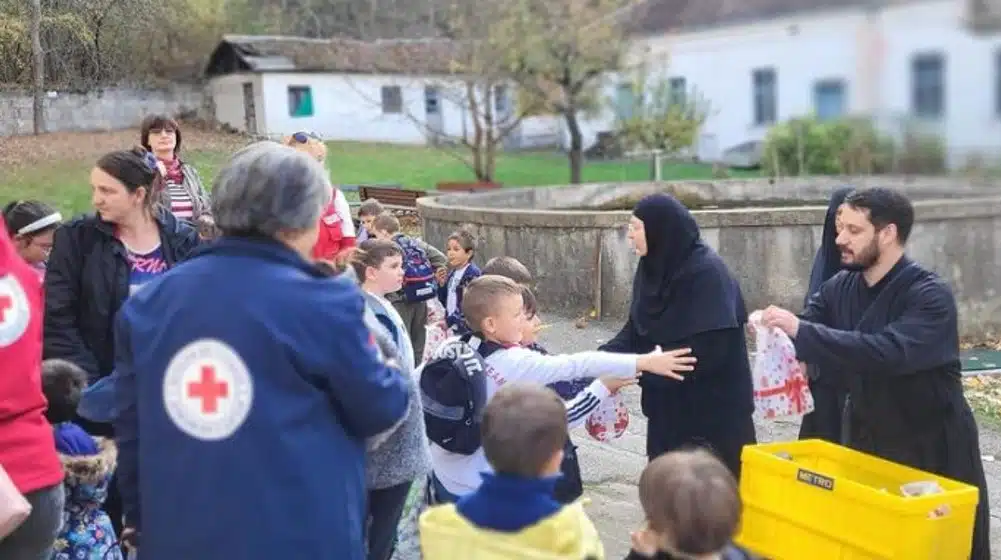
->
[793,281,956,375]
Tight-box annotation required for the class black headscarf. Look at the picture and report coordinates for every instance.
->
[630,194,746,342]
[804,186,852,305]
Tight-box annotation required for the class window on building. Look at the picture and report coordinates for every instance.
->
[752,68,777,125]
[911,53,945,118]
[494,84,510,116]
[813,79,846,121]
[614,82,636,120]
[668,77,687,106]
[381,85,403,114]
[287,86,313,118]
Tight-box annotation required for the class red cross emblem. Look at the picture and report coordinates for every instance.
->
[187,365,229,414]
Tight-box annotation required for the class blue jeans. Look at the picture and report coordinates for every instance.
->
[0,483,65,560]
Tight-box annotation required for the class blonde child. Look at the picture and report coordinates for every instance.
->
[283,133,356,259]
[438,227,481,333]
[423,275,696,501]
[627,449,755,560]
[420,384,605,559]
[349,240,432,560]
[370,213,447,360]
[486,258,598,503]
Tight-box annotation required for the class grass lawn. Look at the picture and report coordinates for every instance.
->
[0,130,759,216]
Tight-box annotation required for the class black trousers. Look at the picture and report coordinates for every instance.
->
[798,380,849,444]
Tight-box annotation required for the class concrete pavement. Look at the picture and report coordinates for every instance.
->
[538,315,1001,559]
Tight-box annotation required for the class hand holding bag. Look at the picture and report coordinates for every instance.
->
[748,310,815,420]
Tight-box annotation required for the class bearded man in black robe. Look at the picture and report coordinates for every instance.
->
[760,187,990,560]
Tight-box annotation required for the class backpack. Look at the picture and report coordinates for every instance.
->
[419,334,502,455]
[397,236,437,302]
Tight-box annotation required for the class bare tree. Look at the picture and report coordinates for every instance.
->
[29,0,44,134]
[505,0,634,183]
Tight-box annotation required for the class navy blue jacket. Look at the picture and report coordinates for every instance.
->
[112,237,410,560]
[438,262,481,330]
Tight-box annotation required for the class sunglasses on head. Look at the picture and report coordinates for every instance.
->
[292,131,321,143]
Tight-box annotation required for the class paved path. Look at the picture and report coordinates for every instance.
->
[539,316,1001,559]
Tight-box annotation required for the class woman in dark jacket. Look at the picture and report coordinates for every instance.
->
[797,186,852,443]
[599,193,756,478]
[42,146,199,533]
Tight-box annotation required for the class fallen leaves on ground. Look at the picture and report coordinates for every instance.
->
[964,375,1001,421]
[1,125,251,169]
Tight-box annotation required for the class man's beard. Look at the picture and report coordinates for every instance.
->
[841,238,880,271]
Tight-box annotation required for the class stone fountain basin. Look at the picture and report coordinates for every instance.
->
[418,177,1001,337]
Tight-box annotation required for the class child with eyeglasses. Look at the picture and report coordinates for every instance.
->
[2,199,62,277]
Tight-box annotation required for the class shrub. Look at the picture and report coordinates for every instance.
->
[762,117,895,176]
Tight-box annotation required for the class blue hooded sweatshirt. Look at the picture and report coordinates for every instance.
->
[111,237,410,560]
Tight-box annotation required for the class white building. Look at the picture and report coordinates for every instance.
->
[572,0,1001,163]
[206,0,1001,164]
[204,35,541,147]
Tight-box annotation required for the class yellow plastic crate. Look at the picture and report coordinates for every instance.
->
[736,439,979,559]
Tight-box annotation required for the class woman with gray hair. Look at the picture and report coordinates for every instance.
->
[110,141,411,560]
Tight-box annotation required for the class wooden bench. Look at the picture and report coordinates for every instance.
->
[435,181,503,193]
[358,185,425,209]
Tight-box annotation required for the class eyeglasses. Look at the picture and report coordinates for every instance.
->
[292,131,321,143]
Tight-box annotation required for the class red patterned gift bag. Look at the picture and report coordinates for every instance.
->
[748,310,815,420]
[585,393,630,442]
[422,298,449,364]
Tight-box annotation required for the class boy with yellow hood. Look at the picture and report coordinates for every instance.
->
[419,383,604,559]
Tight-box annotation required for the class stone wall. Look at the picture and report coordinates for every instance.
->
[418,179,1001,338]
[0,84,207,136]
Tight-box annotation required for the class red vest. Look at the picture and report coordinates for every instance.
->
[0,218,62,494]
[312,193,356,260]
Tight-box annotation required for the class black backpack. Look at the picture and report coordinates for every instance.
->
[419,334,501,455]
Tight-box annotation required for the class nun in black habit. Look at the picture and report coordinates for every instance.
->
[798,186,852,443]
[599,194,756,478]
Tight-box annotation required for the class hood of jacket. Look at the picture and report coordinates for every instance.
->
[60,436,117,512]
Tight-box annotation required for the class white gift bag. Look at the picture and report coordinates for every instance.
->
[748,310,815,420]
[585,393,630,442]
[0,464,31,541]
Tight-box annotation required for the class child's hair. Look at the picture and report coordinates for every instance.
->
[41,359,88,424]
[521,284,538,317]
[2,200,61,239]
[140,114,182,155]
[372,213,401,235]
[358,199,385,218]
[461,274,523,332]
[482,383,568,477]
[448,227,476,254]
[639,449,742,556]
[196,215,220,240]
[283,132,327,161]
[95,146,164,212]
[349,239,403,280]
[482,256,533,285]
